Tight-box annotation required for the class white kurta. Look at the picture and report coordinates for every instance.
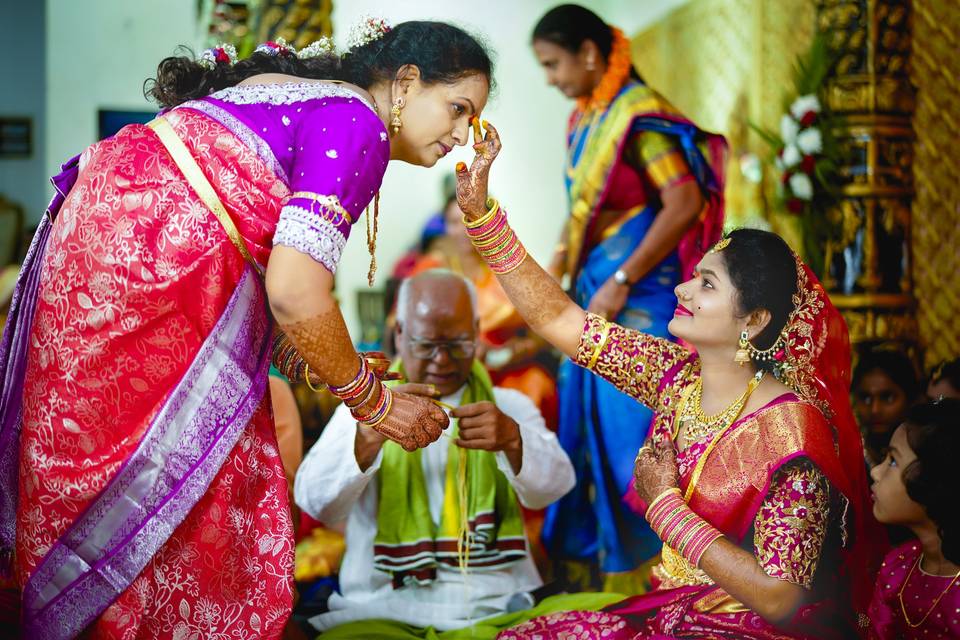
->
[294,385,575,632]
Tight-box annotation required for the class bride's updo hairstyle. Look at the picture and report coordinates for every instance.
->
[901,399,960,563]
[146,21,493,109]
[719,229,798,372]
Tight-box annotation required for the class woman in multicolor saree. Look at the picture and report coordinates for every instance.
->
[531,5,726,584]
[449,121,885,638]
[0,22,492,639]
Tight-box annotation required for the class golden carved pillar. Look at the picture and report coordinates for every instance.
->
[816,0,917,347]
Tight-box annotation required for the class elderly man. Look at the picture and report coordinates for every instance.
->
[294,270,575,635]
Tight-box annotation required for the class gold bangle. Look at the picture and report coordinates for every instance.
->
[463,198,500,229]
[586,319,611,371]
[303,363,325,393]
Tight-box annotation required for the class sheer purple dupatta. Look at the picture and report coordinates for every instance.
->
[0,155,80,575]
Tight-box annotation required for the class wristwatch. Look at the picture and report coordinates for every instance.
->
[613,269,631,286]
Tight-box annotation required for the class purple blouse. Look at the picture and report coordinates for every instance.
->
[177,81,390,273]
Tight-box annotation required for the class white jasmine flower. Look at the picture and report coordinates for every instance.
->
[781,143,801,169]
[780,114,799,143]
[789,172,814,200]
[796,128,823,154]
[790,94,821,120]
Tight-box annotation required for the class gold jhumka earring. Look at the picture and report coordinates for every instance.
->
[390,98,404,135]
[734,330,752,366]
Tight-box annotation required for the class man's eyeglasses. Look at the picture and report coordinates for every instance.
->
[408,338,476,360]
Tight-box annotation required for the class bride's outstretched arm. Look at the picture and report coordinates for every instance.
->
[454,122,585,359]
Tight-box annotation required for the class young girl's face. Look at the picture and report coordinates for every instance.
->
[869,424,928,525]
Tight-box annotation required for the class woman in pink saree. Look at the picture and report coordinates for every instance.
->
[0,22,492,639]
[447,123,885,639]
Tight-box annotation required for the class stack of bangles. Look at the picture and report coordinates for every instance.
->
[463,198,527,274]
[272,334,392,429]
[326,356,392,429]
[645,488,723,568]
[273,333,309,382]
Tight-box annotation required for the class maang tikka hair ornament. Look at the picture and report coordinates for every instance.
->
[708,236,731,254]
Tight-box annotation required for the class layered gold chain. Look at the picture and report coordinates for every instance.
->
[678,372,764,447]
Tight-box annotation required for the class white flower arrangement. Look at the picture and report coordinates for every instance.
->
[347,16,392,51]
[767,89,830,214]
[255,37,296,57]
[297,37,337,59]
[753,34,840,268]
[198,43,238,69]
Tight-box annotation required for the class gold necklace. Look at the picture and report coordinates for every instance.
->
[898,553,960,628]
[679,372,764,446]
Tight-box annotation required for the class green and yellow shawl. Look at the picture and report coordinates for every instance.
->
[373,361,527,588]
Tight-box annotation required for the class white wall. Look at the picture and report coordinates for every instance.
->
[0,1,46,223]
[45,0,199,199]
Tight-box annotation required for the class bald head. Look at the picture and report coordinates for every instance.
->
[395,270,478,395]
[395,270,477,325]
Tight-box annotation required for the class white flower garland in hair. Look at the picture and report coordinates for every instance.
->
[297,36,337,59]
[347,16,392,50]
[198,43,238,69]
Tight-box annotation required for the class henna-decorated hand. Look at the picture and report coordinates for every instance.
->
[455,119,502,219]
[633,437,680,506]
[371,389,449,451]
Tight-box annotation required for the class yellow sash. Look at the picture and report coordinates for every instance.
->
[148,116,263,275]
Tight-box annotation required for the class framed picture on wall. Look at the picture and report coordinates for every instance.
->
[0,117,32,157]
[98,109,157,140]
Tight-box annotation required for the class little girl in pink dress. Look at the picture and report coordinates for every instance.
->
[867,399,960,639]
